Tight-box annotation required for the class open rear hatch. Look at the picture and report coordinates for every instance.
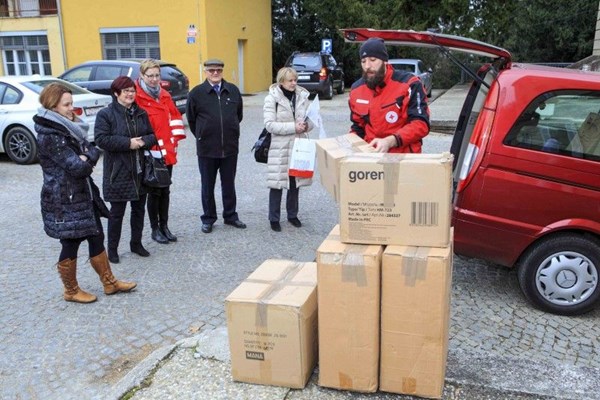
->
[341,28,511,87]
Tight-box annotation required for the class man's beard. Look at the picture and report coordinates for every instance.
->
[363,64,386,90]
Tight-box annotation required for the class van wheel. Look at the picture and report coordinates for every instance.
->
[320,79,334,100]
[4,126,38,165]
[517,233,600,315]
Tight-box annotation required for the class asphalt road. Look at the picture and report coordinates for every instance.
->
[1,88,599,400]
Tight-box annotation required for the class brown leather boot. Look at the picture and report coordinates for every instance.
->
[90,250,137,295]
[57,259,97,303]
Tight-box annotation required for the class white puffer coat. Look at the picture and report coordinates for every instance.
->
[263,84,313,190]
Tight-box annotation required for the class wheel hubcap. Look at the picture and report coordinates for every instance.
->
[536,252,597,306]
[9,132,31,160]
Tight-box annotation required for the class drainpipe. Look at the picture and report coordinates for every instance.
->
[56,0,67,71]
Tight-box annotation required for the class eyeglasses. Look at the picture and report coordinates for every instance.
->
[143,73,161,79]
[206,68,223,74]
[122,88,136,94]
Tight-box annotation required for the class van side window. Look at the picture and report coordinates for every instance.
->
[504,91,600,161]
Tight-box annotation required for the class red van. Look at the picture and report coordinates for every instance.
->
[342,28,600,315]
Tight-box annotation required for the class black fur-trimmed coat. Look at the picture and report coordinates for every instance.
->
[34,115,104,240]
[94,101,157,202]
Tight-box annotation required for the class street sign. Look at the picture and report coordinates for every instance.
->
[321,38,332,54]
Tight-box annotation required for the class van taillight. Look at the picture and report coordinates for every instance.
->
[319,67,328,81]
[456,86,498,193]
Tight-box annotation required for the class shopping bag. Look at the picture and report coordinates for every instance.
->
[288,137,316,178]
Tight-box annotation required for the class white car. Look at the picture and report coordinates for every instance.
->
[0,75,111,164]
[388,58,433,97]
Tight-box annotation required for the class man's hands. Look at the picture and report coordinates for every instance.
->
[369,135,398,153]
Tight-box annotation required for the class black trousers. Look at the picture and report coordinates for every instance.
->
[269,177,299,222]
[147,165,173,229]
[197,154,239,224]
[59,212,105,261]
[107,194,147,251]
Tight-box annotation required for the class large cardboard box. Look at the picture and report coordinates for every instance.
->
[316,225,383,392]
[339,152,453,247]
[225,259,318,389]
[315,134,373,202]
[380,241,453,399]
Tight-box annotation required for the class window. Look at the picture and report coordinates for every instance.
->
[95,65,127,80]
[504,91,600,161]
[0,34,51,75]
[0,83,22,104]
[101,29,160,60]
[60,66,93,82]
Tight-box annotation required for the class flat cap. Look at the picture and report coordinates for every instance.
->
[204,58,224,67]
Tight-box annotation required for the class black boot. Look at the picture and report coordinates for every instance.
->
[151,228,169,244]
[130,242,150,257]
[160,224,177,242]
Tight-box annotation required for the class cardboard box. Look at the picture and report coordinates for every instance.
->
[380,240,453,399]
[315,134,373,202]
[225,259,318,389]
[316,225,383,392]
[339,152,453,247]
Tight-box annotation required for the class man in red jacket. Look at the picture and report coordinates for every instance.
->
[349,37,430,153]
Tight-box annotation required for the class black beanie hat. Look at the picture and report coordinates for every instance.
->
[359,38,389,61]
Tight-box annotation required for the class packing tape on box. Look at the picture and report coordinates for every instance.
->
[245,261,314,327]
[401,246,430,286]
[319,241,371,287]
[379,154,400,207]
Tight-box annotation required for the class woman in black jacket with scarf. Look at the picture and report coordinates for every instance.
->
[94,76,157,263]
[34,83,136,304]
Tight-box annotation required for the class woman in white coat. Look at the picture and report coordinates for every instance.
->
[263,67,313,232]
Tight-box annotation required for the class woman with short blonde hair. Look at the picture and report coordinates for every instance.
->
[262,67,313,232]
[135,58,186,244]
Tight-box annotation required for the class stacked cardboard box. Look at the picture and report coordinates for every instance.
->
[315,136,454,399]
[316,225,383,392]
[380,241,453,399]
[315,133,374,202]
[338,152,453,247]
[225,259,318,389]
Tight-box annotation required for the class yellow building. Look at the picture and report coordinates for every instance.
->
[0,0,272,93]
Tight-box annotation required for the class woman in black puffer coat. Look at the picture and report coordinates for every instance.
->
[35,83,136,304]
[94,76,157,263]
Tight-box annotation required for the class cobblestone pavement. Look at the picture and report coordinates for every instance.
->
[1,90,599,400]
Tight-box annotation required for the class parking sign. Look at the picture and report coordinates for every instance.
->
[321,38,332,54]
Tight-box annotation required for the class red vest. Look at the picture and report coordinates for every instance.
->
[135,82,186,165]
[349,64,429,153]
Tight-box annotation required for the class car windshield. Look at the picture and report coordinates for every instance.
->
[21,79,90,95]
[391,63,416,73]
[291,55,321,69]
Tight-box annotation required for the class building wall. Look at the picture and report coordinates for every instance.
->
[59,0,272,92]
[0,15,64,76]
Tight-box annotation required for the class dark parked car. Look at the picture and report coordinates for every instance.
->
[285,52,345,100]
[58,59,189,113]
[343,28,600,316]
[388,58,433,97]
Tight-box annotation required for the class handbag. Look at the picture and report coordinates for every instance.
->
[252,128,271,164]
[252,102,278,164]
[143,149,172,188]
[288,136,316,178]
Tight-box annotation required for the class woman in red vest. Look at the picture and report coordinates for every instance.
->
[135,59,186,244]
